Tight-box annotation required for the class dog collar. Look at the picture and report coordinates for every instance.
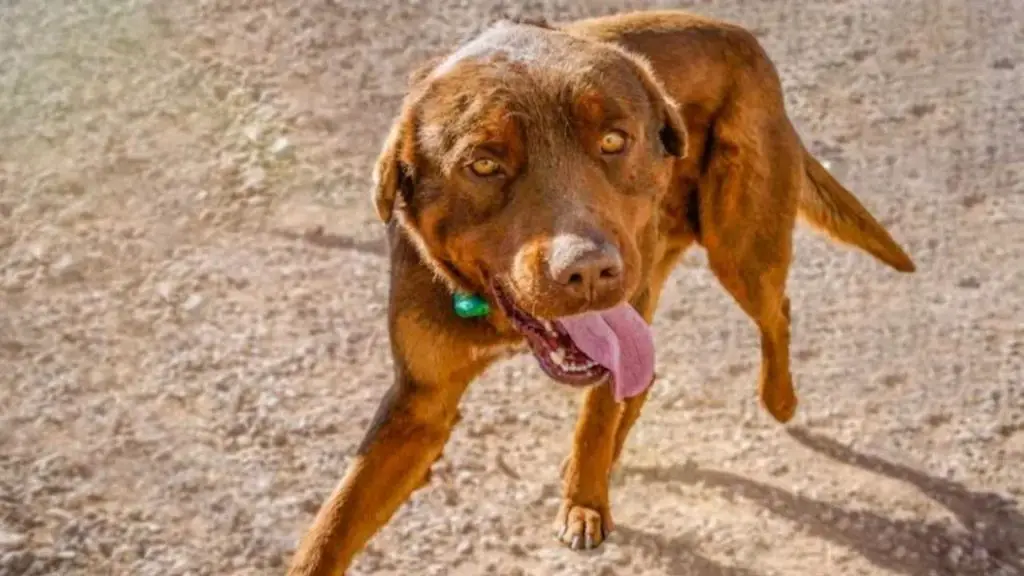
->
[453,292,490,318]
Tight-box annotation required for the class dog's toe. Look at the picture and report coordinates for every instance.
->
[555,501,612,551]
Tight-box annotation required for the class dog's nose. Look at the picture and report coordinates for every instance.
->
[548,233,624,300]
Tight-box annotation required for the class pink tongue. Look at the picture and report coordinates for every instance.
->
[558,304,655,402]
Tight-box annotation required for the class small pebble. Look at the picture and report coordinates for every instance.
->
[50,254,80,280]
[243,124,262,142]
[270,137,294,159]
[242,167,267,193]
[0,531,27,550]
[181,294,204,312]
[156,282,174,301]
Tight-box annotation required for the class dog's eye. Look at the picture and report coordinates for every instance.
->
[599,131,628,154]
[469,158,501,177]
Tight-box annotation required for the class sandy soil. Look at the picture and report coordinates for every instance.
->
[1,0,1022,575]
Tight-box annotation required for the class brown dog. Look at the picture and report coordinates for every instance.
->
[287,10,915,575]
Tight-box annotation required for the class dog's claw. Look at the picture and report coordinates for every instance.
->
[571,534,583,550]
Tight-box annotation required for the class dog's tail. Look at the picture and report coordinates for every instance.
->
[799,150,916,273]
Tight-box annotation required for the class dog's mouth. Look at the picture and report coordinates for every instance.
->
[491,282,656,400]
[494,285,609,387]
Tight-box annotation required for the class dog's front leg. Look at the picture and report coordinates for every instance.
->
[288,283,500,576]
[556,382,625,551]
[287,376,461,576]
[555,286,666,552]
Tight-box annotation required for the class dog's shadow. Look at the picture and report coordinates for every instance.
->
[610,525,764,576]
[621,427,1024,576]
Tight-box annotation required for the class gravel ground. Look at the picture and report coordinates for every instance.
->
[1,0,1022,575]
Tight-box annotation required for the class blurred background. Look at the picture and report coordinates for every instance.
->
[1,1,1021,575]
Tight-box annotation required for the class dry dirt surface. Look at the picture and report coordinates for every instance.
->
[1,0,1022,575]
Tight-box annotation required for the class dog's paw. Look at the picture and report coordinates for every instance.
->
[762,385,798,423]
[553,500,613,551]
[761,372,798,423]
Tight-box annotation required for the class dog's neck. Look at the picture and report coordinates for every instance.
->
[385,220,518,345]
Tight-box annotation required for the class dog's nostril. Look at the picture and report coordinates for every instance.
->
[548,233,624,297]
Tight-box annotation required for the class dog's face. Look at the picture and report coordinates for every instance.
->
[374,21,686,329]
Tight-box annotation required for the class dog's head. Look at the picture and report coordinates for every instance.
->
[374,20,686,328]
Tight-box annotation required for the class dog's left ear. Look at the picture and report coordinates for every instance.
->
[619,50,688,159]
[657,101,686,158]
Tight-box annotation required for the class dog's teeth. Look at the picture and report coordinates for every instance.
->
[565,361,597,373]
[540,319,557,337]
[550,348,566,366]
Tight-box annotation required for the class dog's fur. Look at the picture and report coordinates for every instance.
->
[287,11,915,575]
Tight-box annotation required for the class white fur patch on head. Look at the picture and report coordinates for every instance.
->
[417,122,447,160]
[430,21,557,79]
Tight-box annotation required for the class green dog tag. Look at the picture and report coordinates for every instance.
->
[453,293,490,318]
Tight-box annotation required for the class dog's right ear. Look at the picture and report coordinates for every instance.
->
[371,108,416,224]
[372,58,445,224]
